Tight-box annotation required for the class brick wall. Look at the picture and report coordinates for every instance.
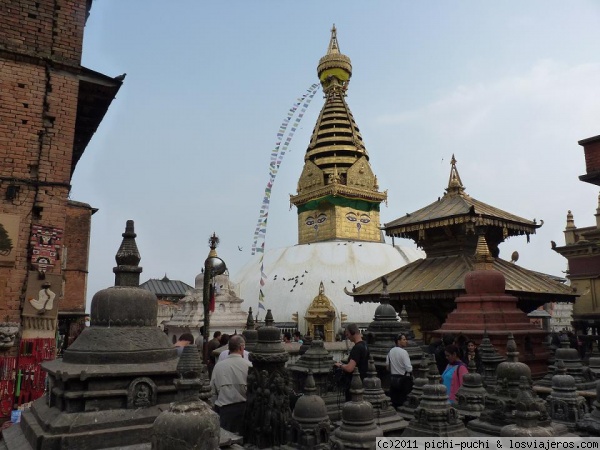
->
[62,201,94,312]
[0,0,87,65]
[0,0,89,354]
[581,137,600,175]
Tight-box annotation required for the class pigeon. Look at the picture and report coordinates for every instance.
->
[510,251,519,263]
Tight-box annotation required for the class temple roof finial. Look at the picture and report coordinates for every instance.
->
[208,232,219,258]
[327,24,340,55]
[446,154,466,196]
[565,210,576,230]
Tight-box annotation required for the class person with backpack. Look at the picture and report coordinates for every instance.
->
[441,344,468,404]
[334,323,369,400]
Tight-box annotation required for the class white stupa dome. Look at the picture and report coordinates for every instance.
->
[233,240,424,333]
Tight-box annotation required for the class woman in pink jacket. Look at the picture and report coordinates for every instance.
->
[441,344,468,404]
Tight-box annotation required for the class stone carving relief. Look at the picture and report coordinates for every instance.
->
[127,377,157,409]
[0,322,19,349]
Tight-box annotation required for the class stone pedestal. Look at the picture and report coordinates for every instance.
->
[577,381,600,436]
[468,333,548,437]
[478,332,505,391]
[437,267,549,379]
[330,370,383,449]
[152,346,220,449]
[536,340,596,390]
[397,354,431,421]
[454,358,487,420]
[402,363,470,437]
[288,338,341,422]
[365,300,421,391]
[244,309,292,448]
[500,377,556,437]
[285,372,332,450]
[546,360,587,432]
[363,358,408,436]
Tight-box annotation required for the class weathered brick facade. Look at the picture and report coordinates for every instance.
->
[0,0,121,355]
[62,200,96,312]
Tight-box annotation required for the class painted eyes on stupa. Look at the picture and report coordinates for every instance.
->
[346,213,371,224]
[306,214,327,226]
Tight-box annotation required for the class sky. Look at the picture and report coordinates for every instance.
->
[73,1,600,310]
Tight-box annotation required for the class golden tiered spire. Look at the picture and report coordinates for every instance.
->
[291,27,386,245]
[473,234,494,270]
[445,154,466,197]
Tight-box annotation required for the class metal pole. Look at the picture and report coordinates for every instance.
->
[202,262,211,366]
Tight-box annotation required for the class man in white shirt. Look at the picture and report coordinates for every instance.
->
[217,347,250,363]
[210,335,252,434]
[386,333,413,408]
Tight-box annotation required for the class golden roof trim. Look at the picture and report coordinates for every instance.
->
[291,184,387,206]
[386,216,538,235]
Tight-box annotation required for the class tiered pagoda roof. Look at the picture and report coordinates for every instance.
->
[349,157,576,309]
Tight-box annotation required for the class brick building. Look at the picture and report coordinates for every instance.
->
[553,134,600,339]
[0,0,122,365]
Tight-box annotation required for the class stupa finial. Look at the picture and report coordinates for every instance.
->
[474,234,494,270]
[113,220,142,287]
[327,24,340,55]
[317,25,352,94]
[445,154,466,196]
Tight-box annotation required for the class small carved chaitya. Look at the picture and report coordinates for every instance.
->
[244,310,292,448]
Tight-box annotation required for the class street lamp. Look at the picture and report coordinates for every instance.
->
[202,233,227,364]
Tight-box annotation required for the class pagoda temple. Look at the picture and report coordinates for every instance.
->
[349,156,576,341]
[234,26,423,333]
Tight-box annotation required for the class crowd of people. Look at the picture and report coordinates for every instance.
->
[172,325,485,434]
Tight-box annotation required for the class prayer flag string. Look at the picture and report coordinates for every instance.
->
[251,82,320,311]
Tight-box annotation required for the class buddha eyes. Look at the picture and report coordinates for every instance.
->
[306,214,327,226]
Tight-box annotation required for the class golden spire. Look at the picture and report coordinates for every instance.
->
[445,154,466,197]
[473,234,494,270]
[290,27,386,245]
[327,24,341,55]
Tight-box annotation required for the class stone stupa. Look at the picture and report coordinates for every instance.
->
[2,220,179,449]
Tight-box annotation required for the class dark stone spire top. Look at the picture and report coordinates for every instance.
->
[242,307,258,352]
[114,220,142,287]
[265,308,274,326]
[506,332,519,362]
[349,368,365,402]
[174,345,211,404]
[246,306,255,329]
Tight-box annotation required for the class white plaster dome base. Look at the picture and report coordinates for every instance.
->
[233,241,423,332]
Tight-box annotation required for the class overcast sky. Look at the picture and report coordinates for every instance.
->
[73,1,600,309]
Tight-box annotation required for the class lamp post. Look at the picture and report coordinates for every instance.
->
[202,233,227,365]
